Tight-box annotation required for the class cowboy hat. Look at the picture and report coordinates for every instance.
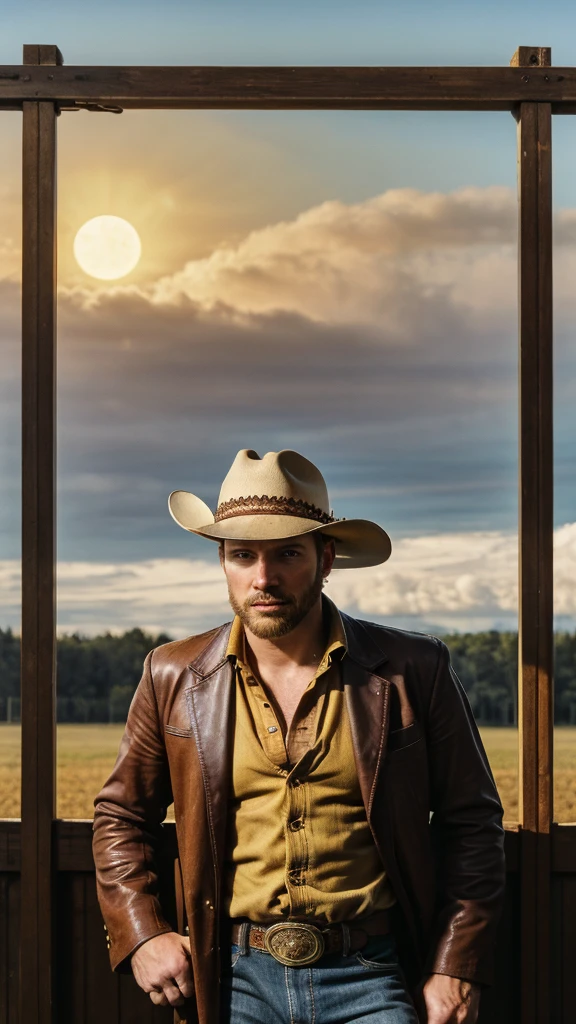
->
[168,449,391,569]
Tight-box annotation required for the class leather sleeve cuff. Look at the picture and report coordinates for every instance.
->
[422,953,494,989]
[104,897,174,973]
[111,924,175,974]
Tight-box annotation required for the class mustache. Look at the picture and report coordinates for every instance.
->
[249,592,293,606]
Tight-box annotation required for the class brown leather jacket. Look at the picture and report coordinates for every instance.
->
[92,611,506,1024]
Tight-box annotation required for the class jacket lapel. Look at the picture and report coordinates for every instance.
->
[185,622,235,894]
[340,611,391,818]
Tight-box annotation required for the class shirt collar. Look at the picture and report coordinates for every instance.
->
[226,593,347,667]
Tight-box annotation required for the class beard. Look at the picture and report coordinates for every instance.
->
[227,557,325,639]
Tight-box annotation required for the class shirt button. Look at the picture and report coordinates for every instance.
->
[267,725,278,733]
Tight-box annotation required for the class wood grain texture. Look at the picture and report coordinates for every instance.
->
[20,46,59,1024]
[516,98,554,1024]
[0,873,20,1024]
[0,63,575,110]
[1,823,575,1021]
[510,47,552,68]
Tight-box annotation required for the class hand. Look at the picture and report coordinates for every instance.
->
[413,972,481,1023]
[131,932,194,1008]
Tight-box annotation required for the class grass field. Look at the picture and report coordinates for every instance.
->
[1,724,575,823]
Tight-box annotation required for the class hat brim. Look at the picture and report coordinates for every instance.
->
[168,490,391,569]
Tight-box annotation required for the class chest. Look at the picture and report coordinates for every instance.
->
[258,670,317,733]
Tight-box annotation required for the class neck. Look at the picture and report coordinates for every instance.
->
[243,596,326,670]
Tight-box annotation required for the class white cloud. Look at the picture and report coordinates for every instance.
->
[2,522,576,636]
[147,186,521,328]
[57,184,576,353]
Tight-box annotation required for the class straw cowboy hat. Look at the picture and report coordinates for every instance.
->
[168,449,391,570]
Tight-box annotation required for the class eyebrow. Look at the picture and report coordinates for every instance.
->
[228,542,307,553]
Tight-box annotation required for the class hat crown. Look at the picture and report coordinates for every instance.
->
[218,449,330,512]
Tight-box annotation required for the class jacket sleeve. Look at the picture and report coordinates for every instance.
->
[423,639,506,988]
[92,649,175,973]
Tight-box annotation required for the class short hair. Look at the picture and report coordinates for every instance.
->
[312,531,334,561]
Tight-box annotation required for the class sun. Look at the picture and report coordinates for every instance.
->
[73,215,142,280]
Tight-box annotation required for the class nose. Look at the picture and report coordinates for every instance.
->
[252,554,280,591]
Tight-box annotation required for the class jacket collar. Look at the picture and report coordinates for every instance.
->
[339,609,389,672]
[188,600,388,679]
[188,621,233,679]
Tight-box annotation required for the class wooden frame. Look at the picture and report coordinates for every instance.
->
[0,41,565,1022]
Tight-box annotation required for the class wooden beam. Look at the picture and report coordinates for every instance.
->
[0,62,575,111]
[514,46,554,1024]
[510,46,552,68]
[20,42,60,1024]
[0,819,537,873]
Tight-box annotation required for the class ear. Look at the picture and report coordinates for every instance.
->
[322,538,336,578]
[218,542,225,567]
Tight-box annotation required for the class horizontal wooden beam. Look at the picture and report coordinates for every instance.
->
[0,820,531,872]
[0,63,576,111]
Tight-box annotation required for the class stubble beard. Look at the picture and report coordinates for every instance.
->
[227,557,325,639]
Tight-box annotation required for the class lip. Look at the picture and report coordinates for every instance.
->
[251,601,287,609]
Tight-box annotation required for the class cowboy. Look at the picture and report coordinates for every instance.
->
[93,448,506,1024]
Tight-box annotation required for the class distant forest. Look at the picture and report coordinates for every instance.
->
[1,626,576,725]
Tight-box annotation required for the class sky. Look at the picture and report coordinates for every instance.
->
[1,0,575,636]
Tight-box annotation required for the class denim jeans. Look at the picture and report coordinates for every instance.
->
[219,925,420,1024]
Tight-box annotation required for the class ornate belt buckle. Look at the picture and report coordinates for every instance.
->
[263,922,325,966]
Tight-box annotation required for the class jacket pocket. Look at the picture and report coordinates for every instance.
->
[165,724,194,738]
[386,720,424,754]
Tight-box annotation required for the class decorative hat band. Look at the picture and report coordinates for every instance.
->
[214,494,340,526]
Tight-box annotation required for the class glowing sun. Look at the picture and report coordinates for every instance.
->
[73,215,142,280]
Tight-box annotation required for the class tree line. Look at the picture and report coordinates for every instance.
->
[1,625,576,725]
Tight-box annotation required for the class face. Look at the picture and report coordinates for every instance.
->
[219,533,335,639]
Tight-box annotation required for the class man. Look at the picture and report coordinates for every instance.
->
[93,448,506,1024]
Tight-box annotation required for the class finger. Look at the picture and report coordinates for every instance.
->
[149,989,169,1007]
[162,980,186,1007]
[174,966,195,1000]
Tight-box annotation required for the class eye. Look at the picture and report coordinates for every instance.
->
[282,549,301,558]
[231,550,253,560]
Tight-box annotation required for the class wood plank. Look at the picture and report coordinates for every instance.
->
[0,822,20,872]
[0,819,526,872]
[0,874,20,1024]
[20,42,60,1024]
[83,874,120,1024]
[551,874,576,1024]
[1,63,576,110]
[478,868,521,1023]
[552,824,576,871]
[0,876,8,1024]
[515,75,554,1024]
[510,47,551,68]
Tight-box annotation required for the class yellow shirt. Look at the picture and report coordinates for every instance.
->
[222,595,397,922]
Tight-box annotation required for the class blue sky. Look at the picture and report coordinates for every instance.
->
[1,1,575,635]
[0,0,572,68]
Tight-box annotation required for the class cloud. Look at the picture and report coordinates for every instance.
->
[2,184,575,563]
[2,522,576,637]
[60,186,521,335]
[61,185,576,336]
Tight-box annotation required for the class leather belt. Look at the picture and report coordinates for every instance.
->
[229,908,392,966]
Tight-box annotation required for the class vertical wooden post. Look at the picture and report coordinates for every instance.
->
[512,45,554,1024]
[20,43,61,1024]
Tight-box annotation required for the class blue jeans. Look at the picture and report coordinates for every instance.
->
[219,927,420,1023]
